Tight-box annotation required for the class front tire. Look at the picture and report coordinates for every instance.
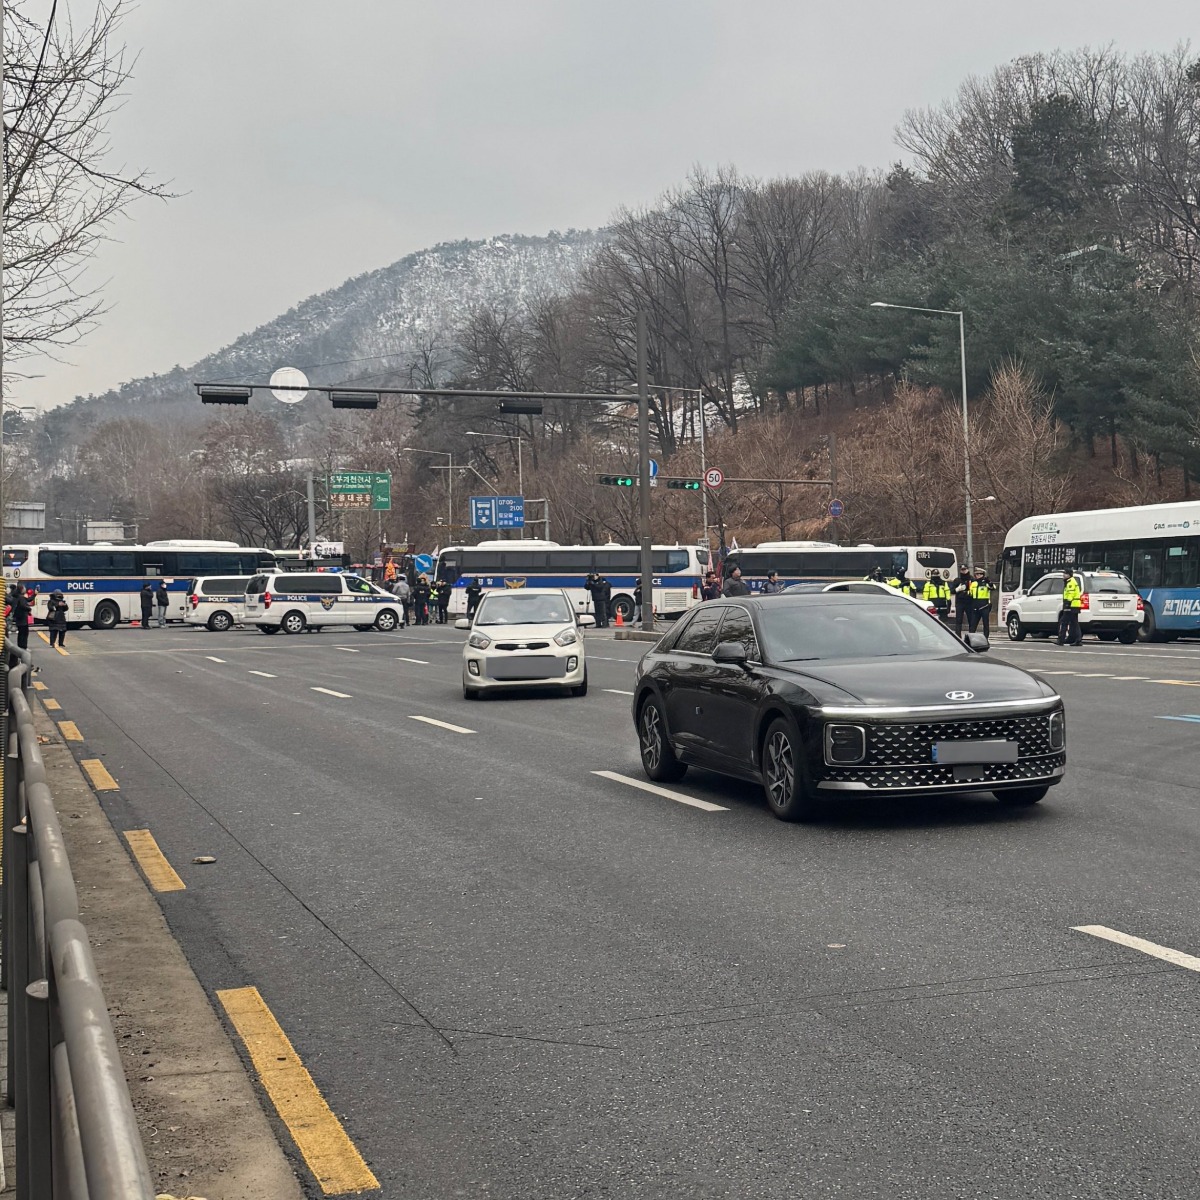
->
[281,611,307,635]
[374,609,399,632]
[996,785,1049,806]
[570,671,588,697]
[761,718,819,822]
[92,601,120,630]
[1006,613,1026,642]
[207,610,234,632]
[638,696,686,781]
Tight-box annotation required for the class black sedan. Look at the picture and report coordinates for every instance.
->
[631,593,1066,821]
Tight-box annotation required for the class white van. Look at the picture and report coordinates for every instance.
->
[243,572,402,634]
[182,575,256,631]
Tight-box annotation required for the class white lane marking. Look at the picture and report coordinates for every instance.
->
[1034,670,1076,675]
[592,770,728,812]
[1111,676,1148,681]
[1153,714,1200,724]
[409,715,475,734]
[249,670,277,678]
[311,686,352,699]
[603,688,635,696]
[1075,672,1117,678]
[1003,646,1200,663]
[335,646,360,653]
[1074,924,1200,973]
[205,656,227,663]
[396,657,430,664]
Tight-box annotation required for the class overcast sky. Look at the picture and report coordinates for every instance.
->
[13,0,1196,411]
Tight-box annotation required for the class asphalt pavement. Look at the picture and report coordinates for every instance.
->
[29,622,1200,1199]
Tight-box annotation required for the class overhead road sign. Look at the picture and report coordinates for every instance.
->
[270,367,309,405]
[329,471,391,510]
[495,496,525,528]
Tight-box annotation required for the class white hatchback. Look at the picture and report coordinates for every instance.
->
[457,588,595,699]
[243,572,403,634]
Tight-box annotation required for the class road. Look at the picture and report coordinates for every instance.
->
[32,623,1200,1198]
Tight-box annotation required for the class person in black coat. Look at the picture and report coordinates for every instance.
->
[47,590,69,648]
[12,585,33,650]
[155,581,170,627]
[139,582,154,630]
[465,579,483,618]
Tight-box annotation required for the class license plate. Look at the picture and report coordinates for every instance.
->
[933,739,1018,765]
[1102,601,1124,608]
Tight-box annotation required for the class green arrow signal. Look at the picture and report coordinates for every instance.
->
[598,475,636,486]
[666,479,702,490]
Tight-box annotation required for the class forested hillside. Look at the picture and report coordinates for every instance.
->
[18,45,1200,560]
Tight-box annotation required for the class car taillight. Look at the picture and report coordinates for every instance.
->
[1080,593,1090,610]
[190,593,199,608]
[692,583,698,599]
[1136,597,1144,611]
[263,591,272,609]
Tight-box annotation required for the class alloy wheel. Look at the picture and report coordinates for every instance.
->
[640,705,663,771]
[765,730,795,808]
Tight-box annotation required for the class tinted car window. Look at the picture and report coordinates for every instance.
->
[675,607,724,654]
[757,603,962,663]
[345,575,377,594]
[1028,576,1061,596]
[200,577,248,594]
[246,575,268,595]
[716,607,759,659]
[1083,572,1136,594]
[276,574,340,595]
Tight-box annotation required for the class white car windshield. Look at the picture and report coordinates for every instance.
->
[474,594,572,626]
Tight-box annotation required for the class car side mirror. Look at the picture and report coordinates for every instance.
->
[712,641,748,666]
[965,632,990,653]
[577,614,596,627]
[454,618,470,630]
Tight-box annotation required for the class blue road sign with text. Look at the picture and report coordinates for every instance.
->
[495,496,525,528]
[470,497,496,529]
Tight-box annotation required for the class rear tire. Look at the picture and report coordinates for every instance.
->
[92,601,120,630]
[207,611,234,632]
[1006,613,1026,641]
[1117,627,1138,644]
[996,785,1049,806]
[281,611,307,635]
[374,609,399,632]
[638,696,686,781]
[761,717,819,822]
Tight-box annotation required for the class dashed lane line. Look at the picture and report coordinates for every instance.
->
[205,656,227,663]
[32,681,46,691]
[1074,925,1200,974]
[592,770,729,813]
[249,670,277,678]
[43,699,61,711]
[335,647,360,653]
[36,630,50,645]
[123,829,186,892]
[58,720,83,742]
[217,986,379,1194]
[1154,715,1200,724]
[1030,669,1200,687]
[311,686,352,699]
[604,688,635,696]
[409,714,475,734]
[80,759,118,791]
[53,643,69,656]
[396,657,430,664]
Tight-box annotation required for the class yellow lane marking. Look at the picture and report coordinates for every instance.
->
[36,630,50,644]
[217,987,379,1194]
[58,721,83,742]
[80,759,118,791]
[32,681,46,691]
[53,644,69,656]
[43,699,61,711]
[123,829,186,892]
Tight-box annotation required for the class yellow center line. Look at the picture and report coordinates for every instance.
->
[217,987,379,1194]
[58,720,83,742]
[43,699,61,711]
[123,829,186,892]
[36,630,50,645]
[53,644,69,656]
[80,759,119,791]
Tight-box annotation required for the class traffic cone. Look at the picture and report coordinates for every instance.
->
[614,609,623,627]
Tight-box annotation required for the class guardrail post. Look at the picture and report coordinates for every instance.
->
[3,722,17,994]
[10,823,29,1167]
[24,979,52,1200]
[52,1042,87,1200]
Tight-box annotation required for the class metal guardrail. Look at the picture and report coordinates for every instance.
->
[2,637,155,1199]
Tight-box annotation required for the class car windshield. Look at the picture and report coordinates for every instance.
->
[474,593,571,626]
[757,602,966,663]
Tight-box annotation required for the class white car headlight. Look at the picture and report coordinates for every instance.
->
[554,627,578,647]
[468,632,491,650]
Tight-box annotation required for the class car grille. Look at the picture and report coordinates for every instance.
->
[823,753,1065,790]
[495,641,551,651]
[864,713,1055,765]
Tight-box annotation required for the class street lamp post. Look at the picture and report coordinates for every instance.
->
[870,302,975,568]
[464,430,524,538]
[401,447,453,530]
[645,386,708,553]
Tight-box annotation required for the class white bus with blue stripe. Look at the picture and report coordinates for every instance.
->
[435,541,709,622]
[1002,501,1200,641]
[2,541,278,629]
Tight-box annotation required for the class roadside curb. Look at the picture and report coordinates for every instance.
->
[32,702,304,1200]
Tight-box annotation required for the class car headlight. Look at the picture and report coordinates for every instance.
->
[1048,709,1065,750]
[554,627,578,647]
[825,724,866,765]
[468,632,491,650]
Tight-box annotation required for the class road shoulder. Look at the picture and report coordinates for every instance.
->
[36,704,304,1200]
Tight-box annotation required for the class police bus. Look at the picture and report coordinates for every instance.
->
[721,542,958,590]
[1001,500,1200,641]
[2,541,278,628]
[434,540,709,622]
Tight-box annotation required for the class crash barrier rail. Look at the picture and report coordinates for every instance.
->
[2,637,155,1199]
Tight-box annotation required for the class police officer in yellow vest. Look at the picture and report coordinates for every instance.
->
[968,566,993,637]
[922,574,952,622]
[886,571,915,597]
[1058,569,1083,646]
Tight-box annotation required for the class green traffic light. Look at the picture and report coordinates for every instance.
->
[667,479,701,490]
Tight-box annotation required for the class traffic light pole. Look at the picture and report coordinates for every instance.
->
[637,314,654,633]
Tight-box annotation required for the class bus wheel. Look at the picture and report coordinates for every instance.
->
[92,601,120,630]
[1137,604,1162,642]
[611,594,635,624]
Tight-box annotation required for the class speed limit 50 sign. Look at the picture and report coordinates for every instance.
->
[704,468,724,489]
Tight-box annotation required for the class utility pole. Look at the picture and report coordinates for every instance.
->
[306,472,317,552]
[828,433,838,544]
[636,314,653,633]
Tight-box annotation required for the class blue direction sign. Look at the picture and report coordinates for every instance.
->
[470,497,497,529]
[828,498,845,518]
[495,495,525,528]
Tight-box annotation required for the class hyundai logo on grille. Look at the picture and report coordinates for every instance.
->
[945,690,974,701]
